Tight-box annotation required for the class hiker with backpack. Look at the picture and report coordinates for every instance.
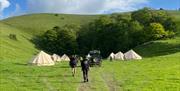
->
[69,56,77,77]
[81,57,90,82]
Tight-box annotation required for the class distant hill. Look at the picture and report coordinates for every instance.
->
[1,14,100,35]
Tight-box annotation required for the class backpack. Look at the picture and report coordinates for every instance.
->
[83,60,89,69]
[70,59,76,65]
[73,60,77,65]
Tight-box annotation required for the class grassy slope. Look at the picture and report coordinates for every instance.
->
[0,11,180,91]
[134,11,180,57]
[0,13,99,63]
[0,22,38,60]
[2,14,99,35]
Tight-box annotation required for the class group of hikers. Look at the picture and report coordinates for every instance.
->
[69,56,90,82]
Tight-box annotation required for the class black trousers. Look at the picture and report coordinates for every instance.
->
[82,69,88,81]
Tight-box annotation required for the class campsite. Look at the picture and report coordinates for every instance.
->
[0,0,180,91]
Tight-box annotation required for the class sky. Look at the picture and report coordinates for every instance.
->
[0,0,179,19]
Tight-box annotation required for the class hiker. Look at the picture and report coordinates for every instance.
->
[81,57,90,82]
[69,56,77,77]
[109,53,115,61]
[110,56,113,61]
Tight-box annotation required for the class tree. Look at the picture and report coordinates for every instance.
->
[77,14,133,57]
[128,20,145,46]
[132,7,153,25]
[56,26,78,55]
[159,8,164,10]
[38,25,78,55]
[147,23,167,40]
[39,26,59,53]
[163,17,177,32]
[132,7,176,38]
[36,7,177,58]
[78,10,177,57]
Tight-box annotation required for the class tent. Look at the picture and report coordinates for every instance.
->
[114,52,124,60]
[124,50,142,60]
[61,54,70,61]
[52,54,61,62]
[29,51,55,66]
[108,52,115,60]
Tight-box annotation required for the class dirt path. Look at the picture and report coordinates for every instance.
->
[42,78,55,91]
[77,67,109,91]
[77,72,91,91]
[101,73,117,91]
[77,69,94,91]
[77,82,90,91]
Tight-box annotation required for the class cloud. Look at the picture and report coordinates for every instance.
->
[26,0,149,14]
[0,0,10,18]
[1,3,22,19]
[9,3,23,17]
[0,0,10,12]
[2,0,149,19]
[103,0,149,13]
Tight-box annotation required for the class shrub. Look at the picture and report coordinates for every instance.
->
[54,14,59,16]
[9,34,17,40]
[147,23,167,40]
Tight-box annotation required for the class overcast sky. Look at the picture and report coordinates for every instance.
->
[0,0,179,19]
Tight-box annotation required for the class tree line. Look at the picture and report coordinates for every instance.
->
[34,8,177,57]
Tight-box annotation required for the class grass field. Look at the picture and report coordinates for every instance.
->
[0,11,180,91]
[0,36,179,91]
[0,53,179,91]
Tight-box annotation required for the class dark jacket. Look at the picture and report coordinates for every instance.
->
[81,59,90,70]
[69,57,77,67]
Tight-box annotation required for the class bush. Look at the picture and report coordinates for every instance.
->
[37,25,79,55]
[159,8,164,10]
[54,14,58,16]
[147,23,167,40]
[9,34,17,40]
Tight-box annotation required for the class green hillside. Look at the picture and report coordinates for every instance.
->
[0,22,38,60]
[0,11,180,91]
[2,14,99,35]
[134,11,180,57]
[0,14,100,61]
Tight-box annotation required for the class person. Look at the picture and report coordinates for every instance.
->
[110,56,113,61]
[81,57,90,82]
[69,56,77,77]
[109,53,114,61]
